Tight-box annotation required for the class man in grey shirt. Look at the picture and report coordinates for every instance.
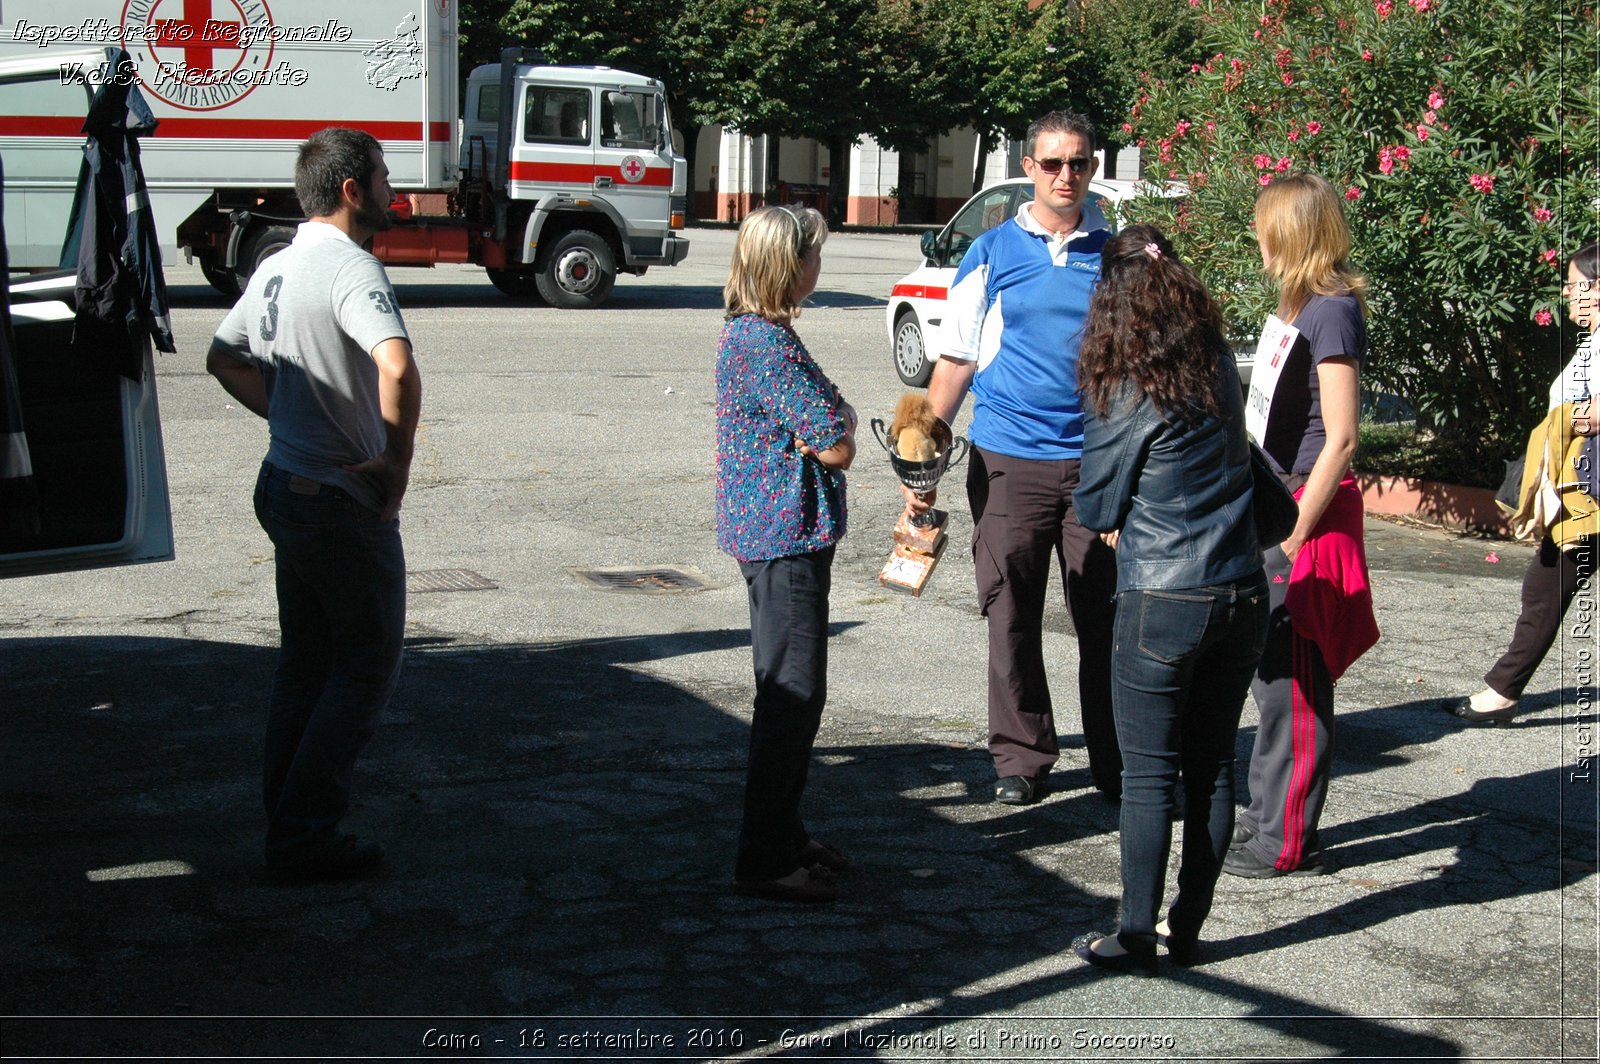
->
[208,128,422,880]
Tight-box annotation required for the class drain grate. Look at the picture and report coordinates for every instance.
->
[407,569,499,594]
[571,566,710,593]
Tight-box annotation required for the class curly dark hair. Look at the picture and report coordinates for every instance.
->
[1078,224,1232,421]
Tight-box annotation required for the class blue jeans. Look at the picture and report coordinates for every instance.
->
[1111,576,1268,954]
[253,461,406,867]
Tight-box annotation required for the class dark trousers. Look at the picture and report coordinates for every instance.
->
[967,447,1120,790]
[1485,535,1596,700]
[1238,545,1333,871]
[735,547,833,881]
[254,462,406,868]
[1112,578,1268,954]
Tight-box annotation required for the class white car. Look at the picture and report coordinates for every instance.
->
[884,177,1253,390]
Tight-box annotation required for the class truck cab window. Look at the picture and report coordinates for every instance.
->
[523,87,590,145]
[600,91,658,150]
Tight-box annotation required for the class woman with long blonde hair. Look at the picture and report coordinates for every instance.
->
[1226,173,1378,880]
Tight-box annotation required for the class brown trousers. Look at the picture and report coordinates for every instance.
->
[967,447,1121,791]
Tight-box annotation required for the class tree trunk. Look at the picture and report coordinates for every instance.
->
[971,128,994,195]
[677,120,702,220]
[826,133,851,229]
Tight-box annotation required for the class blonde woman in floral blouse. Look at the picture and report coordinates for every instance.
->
[715,205,855,903]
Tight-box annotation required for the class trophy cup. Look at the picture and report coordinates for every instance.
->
[872,404,969,596]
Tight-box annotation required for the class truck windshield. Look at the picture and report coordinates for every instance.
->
[600,90,661,151]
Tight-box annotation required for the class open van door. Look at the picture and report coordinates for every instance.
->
[0,52,173,578]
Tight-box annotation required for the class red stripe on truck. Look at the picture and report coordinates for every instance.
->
[510,160,673,188]
[891,283,948,301]
[0,116,451,142]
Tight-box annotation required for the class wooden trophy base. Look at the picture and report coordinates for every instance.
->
[878,509,949,597]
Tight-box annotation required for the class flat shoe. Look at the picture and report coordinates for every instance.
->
[732,864,839,904]
[995,775,1043,805]
[1155,926,1201,967]
[1071,931,1157,976]
[1447,696,1519,726]
[269,835,384,882]
[799,839,850,871]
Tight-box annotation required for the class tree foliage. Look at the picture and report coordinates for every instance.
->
[1123,0,1600,479]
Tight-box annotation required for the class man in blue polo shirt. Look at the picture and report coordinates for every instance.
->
[905,110,1120,806]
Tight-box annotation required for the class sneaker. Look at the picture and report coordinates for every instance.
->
[1222,845,1329,879]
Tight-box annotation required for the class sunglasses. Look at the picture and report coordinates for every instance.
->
[1032,156,1092,176]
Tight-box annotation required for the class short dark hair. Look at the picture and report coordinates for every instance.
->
[1025,110,1097,158]
[295,127,382,218]
[1573,241,1600,283]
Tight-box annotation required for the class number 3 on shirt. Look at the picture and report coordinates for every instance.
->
[368,290,395,315]
[259,275,283,341]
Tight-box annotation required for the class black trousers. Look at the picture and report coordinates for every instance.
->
[1485,535,1596,700]
[735,546,834,881]
[967,447,1121,791]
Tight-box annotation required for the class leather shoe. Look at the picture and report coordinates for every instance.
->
[1223,845,1329,879]
[1072,931,1157,976]
[799,839,850,871]
[270,835,385,882]
[1447,696,1519,726]
[1230,822,1256,849]
[1155,925,1201,967]
[994,775,1043,805]
[732,864,839,904]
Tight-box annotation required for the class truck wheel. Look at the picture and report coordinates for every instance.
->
[535,230,615,308]
[486,267,540,299]
[238,225,295,286]
[199,258,240,298]
[893,309,932,387]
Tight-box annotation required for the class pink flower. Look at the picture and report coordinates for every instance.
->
[1534,206,1554,223]
[1276,156,1293,172]
[1393,145,1412,161]
[1535,310,1554,326]
[1410,0,1431,11]
[1469,173,1496,193]
[1192,63,1201,73]
[1424,109,1438,124]
[1259,174,1274,186]
[1542,249,1560,265]
[1428,91,1445,109]
[1416,126,1431,142]
[1345,186,1362,201]
[1189,0,1200,7]
[1287,128,1301,141]
[1275,48,1294,69]
[1362,49,1374,61]
[1376,0,1393,17]
[1205,121,1216,133]
[1379,155,1395,175]
[1281,72,1294,86]
[1175,119,1192,136]
[1254,153,1273,169]
[1231,58,1245,73]
[1307,121,1323,135]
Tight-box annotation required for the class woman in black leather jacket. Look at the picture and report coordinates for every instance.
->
[1070,225,1269,974]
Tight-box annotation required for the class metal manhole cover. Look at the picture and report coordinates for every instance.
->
[571,566,710,593]
[408,569,499,593]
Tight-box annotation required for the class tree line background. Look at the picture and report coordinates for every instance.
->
[460,0,1598,486]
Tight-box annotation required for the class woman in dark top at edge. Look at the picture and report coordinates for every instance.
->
[1072,224,1269,974]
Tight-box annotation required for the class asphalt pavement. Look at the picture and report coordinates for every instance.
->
[1,227,1596,1062]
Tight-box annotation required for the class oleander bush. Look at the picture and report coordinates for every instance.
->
[1123,0,1599,484]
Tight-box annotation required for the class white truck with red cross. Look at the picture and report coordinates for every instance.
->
[0,1,689,307]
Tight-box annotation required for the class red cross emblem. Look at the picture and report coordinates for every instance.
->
[124,0,278,112]
[621,156,646,184]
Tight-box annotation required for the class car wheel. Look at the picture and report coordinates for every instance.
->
[535,230,616,309]
[893,309,932,387]
[486,267,540,299]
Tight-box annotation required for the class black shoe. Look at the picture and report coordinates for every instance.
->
[995,775,1043,805]
[1222,845,1329,879]
[1447,696,1519,726]
[1155,919,1201,966]
[1072,931,1157,976]
[270,835,385,882]
[1231,822,1256,848]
